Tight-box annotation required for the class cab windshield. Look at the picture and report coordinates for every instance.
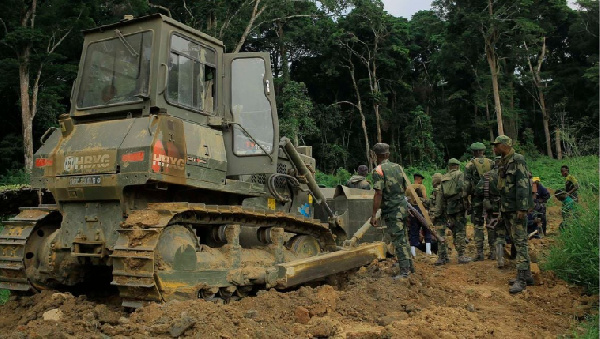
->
[77,31,152,109]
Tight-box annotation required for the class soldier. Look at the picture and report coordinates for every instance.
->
[476,157,505,268]
[434,158,472,264]
[430,173,450,265]
[464,142,494,261]
[369,143,413,278]
[492,135,534,294]
[346,165,371,190]
[408,173,432,256]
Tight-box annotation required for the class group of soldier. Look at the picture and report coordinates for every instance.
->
[358,135,538,294]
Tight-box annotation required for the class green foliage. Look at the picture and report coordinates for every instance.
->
[278,81,318,144]
[315,168,352,188]
[535,155,600,295]
[0,169,30,186]
[542,187,599,295]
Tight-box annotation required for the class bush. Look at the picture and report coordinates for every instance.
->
[0,169,30,186]
[542,188,599,295]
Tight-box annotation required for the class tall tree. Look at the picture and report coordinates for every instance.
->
[0,0,89,170]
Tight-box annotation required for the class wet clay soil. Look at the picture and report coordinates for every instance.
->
[0,205,596,339]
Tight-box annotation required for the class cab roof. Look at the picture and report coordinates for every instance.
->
[83,14,225,48]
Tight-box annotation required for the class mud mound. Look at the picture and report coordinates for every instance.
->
[0,203,596,338]
[0,257,596,339]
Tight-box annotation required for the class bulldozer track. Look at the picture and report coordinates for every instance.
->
[111,202,338,308]
[0,205,58,292]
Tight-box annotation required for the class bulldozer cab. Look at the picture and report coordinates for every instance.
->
[71,14,278,177]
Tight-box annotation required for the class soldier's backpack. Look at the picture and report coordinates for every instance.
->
[471,158,493,177]
[441,171,462,199]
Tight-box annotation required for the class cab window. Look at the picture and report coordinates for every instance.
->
[231,57,274,155]
[167,34,216,113]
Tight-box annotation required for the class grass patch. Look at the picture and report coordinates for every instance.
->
[542,188,599,294]
[573,314,599,339]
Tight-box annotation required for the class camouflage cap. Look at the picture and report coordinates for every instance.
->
[470,142,486,151]
[373,143,390,155]
[448,158,460,166]
[492,135,512,146]
[432,173,442,186]
[357,165,368,176]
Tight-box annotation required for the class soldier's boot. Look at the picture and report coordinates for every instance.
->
[509,270,528,294]
[473,248,485,261]
[434,256,447,266]
[457,254,472,264]
[496,243,505,268]
[392,267,411,280]
[488,247,496,260]
[508,267,535,286]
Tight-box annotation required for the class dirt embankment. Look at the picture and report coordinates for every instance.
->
[0,205,596,338]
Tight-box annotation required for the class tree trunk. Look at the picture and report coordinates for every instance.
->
[539,90,553,157]
[524,38,553,158]
[486,51,503,136]
[555,129,562,160]
[234,0,266,53]
[347,63,370,169]
[19,60,34,170]
[485,101,494,141]
[485,0,504,136]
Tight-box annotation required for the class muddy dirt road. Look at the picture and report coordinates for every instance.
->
[0,206,596,338]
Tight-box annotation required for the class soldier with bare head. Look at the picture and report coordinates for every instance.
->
[370,143,413,278]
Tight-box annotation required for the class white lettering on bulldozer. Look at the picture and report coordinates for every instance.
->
[64,154,110,172]
[152,154,185,171]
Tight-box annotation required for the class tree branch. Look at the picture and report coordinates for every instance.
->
[147,1,171,17]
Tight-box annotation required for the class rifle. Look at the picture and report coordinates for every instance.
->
[399,168,445,243]
[407,201,444,243]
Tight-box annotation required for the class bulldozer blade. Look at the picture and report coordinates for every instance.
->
[275,242,386,288]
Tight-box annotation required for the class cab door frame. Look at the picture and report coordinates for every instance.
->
[222,52,279,177]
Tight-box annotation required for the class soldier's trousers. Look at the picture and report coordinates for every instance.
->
[384,215,412,269]
[435,221,449,260]
[472,199,495,251]
[503,211,530,270]
[447,213,467,256]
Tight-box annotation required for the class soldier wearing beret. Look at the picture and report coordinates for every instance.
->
[493,135,534,293]
[465,142,495,261]
[370,143,413,278]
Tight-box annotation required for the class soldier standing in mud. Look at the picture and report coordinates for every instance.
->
[464,142,494,261]
[346,165,371,190]
[476,157,505,268]
[369,143,413,278]
[493,135,534,294]
[434,158,472,264]
[430,173,451,265]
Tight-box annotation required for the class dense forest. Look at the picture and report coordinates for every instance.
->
[0,0,597,175]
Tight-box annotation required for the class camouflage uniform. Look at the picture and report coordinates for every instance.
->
[372,159,411,269]
[476,167,509,265]
[429,173,449,264]
[465,144,494,259]
[497,147,533,271]
[434,159,471,263]
[346,175,371,190]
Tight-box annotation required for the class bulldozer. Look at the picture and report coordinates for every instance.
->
[0,15,391,308]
